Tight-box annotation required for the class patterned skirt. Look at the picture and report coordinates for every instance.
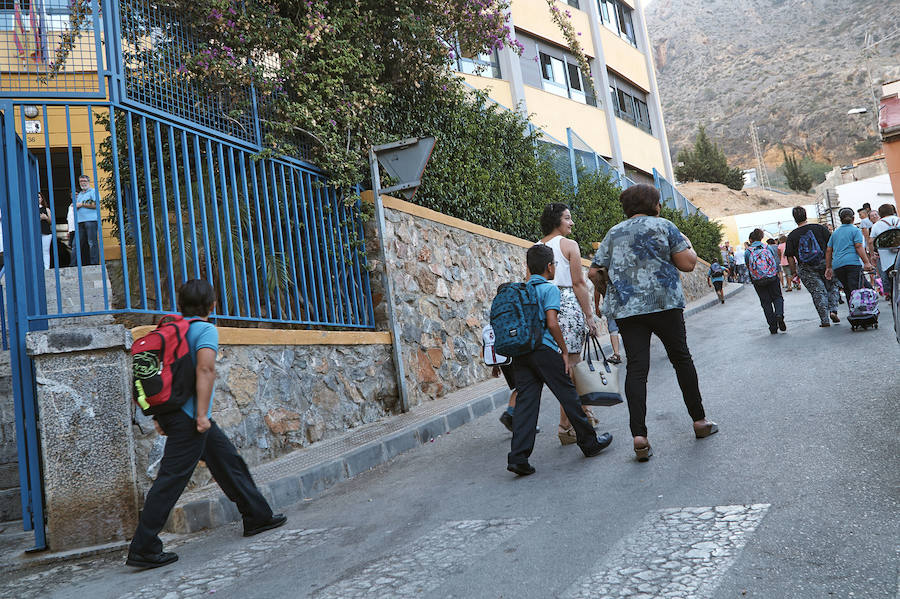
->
[558,286,586,354]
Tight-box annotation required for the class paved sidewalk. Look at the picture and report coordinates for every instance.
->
[0,283,745,570]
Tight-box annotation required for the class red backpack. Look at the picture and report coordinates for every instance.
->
[131,315,201,416]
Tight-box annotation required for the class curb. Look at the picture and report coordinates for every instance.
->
[165,386,512,535]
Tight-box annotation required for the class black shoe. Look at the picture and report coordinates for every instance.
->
[583,432,613,457]
[507,462,535,476]
[769,326,778,334]
[499,410,513,432]
[243,514,287,537]
[830,311,840,323]
[777,316,786,331]
[125,550,178,569]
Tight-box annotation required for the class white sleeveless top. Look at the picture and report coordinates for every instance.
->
[538,235,573,287]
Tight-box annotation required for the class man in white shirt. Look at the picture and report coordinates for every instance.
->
[733,241,748,283]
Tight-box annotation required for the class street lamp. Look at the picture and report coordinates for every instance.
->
[847,107,868,115]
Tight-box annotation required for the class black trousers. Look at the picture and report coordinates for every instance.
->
[509,346,600,465]
[616,309,706,438]
[751,277,784,330]
[834,264,868,306]
[130,411,273,554]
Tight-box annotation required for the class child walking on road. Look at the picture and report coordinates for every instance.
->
[746,229,785,334]
[506,245,613,476]
[127,280,286,569]
[706,260,728,304]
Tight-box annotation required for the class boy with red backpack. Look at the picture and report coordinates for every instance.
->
[127,279,286,570]
[745,229,786,335]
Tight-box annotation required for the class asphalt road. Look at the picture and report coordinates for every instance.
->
[2,284,898,599]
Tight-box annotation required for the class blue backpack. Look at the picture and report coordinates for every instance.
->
[489,280,548,357]
[797,229,824,264]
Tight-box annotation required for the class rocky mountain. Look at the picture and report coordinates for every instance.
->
[646,0,900,171]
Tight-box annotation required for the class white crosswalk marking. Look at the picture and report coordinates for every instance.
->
[313,518,537,598]
[562,504,770,599]
[119,527,347,599]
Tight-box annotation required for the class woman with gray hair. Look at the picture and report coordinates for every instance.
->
[589,185,717,462]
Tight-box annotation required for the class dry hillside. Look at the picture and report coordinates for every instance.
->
[678,182,810,220]
[646,0,900,168]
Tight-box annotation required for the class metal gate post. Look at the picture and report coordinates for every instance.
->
[0,102,47,550]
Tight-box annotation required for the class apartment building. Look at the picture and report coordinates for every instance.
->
[453,0,673,184]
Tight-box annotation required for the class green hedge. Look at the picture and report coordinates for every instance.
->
[383,88,722,261]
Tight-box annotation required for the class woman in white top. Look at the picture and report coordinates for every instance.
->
[538,203,600,445]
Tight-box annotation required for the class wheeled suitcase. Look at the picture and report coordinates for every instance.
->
[848,286,879,331]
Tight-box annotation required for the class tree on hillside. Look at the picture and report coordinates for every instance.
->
[780,148,813,193]
[674,126,744,190]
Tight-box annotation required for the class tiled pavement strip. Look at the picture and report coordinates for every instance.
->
[0,283,746,571]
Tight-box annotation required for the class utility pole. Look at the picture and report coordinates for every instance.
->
[750,121,770,190]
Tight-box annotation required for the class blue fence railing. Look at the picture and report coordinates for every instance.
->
[7,102,375,329]
[0,266,6,351]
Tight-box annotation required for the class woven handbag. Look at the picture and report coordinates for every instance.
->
[572,335,623,407]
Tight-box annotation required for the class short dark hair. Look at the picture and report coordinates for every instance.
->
[749,228,765,242]
[878,203,897,218]
[540,203,569,236]
[839,208,855,224]
[526,244,554,277]
[178,279,216,317]
[792,206,807,224]
[619,184,660,218]
[766,238,776,244]
[79,174,89,181]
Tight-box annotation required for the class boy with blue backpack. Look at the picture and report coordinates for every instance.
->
[706,260,728,304]
[745,228,785,334]
[491,244,612,476]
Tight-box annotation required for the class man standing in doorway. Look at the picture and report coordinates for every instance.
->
[74,175,100,265]
[785,206,840,327]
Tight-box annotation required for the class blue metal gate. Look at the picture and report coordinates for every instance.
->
[0,107,48,549]
[1,0,375,549]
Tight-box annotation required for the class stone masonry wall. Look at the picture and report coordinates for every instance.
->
[132,342,396,493]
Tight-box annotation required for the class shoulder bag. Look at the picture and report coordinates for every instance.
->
[572,335,624,406]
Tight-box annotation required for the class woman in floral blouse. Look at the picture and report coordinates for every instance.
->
[588,185,718,462]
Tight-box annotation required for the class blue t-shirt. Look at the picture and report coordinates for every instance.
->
[74,188,99,223]
[827,224,864,269]
[528,274,561,353]
[181,320,218,419]
[592,216,690,320]
[707,263,725,282]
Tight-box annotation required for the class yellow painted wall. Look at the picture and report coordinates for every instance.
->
[716,216,741,247]
[459,73,515,110]
[13,106,119,258]
[523,86,612,156]
[615,116,664,175]
[511,0,595,57]
[599,28,650,91]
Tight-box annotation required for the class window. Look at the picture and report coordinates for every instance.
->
[609,78,652,134]
[0,0,70,31]
[598,0,637,47]
[567,0,580,8]
[455,44,501,79]
[540,51,596,106]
